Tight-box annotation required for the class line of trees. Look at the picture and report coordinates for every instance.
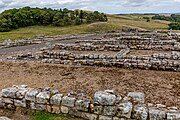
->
[0,7,108,32]
[152,14,180,30]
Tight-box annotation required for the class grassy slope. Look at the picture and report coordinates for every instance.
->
[0,14,170,40]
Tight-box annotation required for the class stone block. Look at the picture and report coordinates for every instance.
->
[167,111,180,120]
[94,105,103,114]
[103,106,117,116]
[94,91,116,106]
[84,113,98,120]
[99,115,112,120]
[2,87,18,98]
[46,105,52,113]
[61,106,69,114]
[127,92,145,103]
[113,117,126,120]
[30,102,36,110]
[14,99,26,107]
[117,101,133,119]
[75,99,90,112]
[52,106,61,114]
[2,98,13,104]
[62,96,76,107]
[149,108,166,120]
[133,104,148,120]
[25,89,39,102]
[50,94,63,105]
[35,104,46,111]
[36,91,50,104]
[16,88,29,99]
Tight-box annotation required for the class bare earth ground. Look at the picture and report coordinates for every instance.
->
[0,62,180,108]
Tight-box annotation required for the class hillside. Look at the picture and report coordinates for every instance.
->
[0,14,171,40]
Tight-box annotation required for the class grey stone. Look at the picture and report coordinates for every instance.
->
[133,104,148,120]
[84,113,98,120]
[36,91,50,104]
[16,88,29,99]
[94,105,103,114]
[0,93,4,108]
[14,99,26,107]
[2,87,18,98]
[167,111,180,120]
[25,89,39,102]
[0,117,12,120]
[75,99,90,112]
[2,98,13,104]
[61,106,69,114]
[94,91,116,105]
[99,115,112,120]
[35,104,46,111]
[117,101,133,118]
[127,92,145,103]
[103,106,117,116]
[62,96,76,107]
[50,94,63,105]
[149,108,166,120]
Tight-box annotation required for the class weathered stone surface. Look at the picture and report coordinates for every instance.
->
[75,99,90,112]
[133,104,148,120]
[84,113,98,120]
[167,111,180,120]
[14,99,26,107]
[50,94,63,105]
[127,92,145,103]
[117,101,133,118]
[52,106,60,114]
[35,104,46,111]
[16,88,29,99]
[36,91,50,104]
[149,108,166,120]
[94,91,116,106]
[2,98,13,104]
[62,96,76,107]
[99,115,112,120]
[6,104,16,110]
[25,89,39,102]
[30,102,36,110]
[46,105,52,113]
[2,87,18,98]
[61,106,69,114]
[0,117,12,120]
[113,117,126,120]
[103,106,117,116]
[94,105,103,114]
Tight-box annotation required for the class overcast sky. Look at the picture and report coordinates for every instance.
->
[0,0,180,14]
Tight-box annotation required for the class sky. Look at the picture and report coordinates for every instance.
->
[0,0,180,14]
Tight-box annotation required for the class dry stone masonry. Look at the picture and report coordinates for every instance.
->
[0,85,180,120]
[3,31,180,72]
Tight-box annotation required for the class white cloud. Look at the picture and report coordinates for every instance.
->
[0,0,179,13]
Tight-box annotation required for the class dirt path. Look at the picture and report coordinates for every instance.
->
[0,62,180,108]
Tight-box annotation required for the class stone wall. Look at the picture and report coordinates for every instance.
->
[13,49,180,71]
[0,85,180,120]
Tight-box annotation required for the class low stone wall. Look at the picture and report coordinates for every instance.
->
[0,39,42,49]
[0,85,180,120]
[11,50,180,72]
[76,39,180,51]
[51,43,127,51]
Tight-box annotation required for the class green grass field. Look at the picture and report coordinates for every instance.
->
[0,14,171,40]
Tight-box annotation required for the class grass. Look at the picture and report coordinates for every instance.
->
[32,112,76,120]
[0,14,171,40]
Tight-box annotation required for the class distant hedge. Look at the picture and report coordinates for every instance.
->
[168,22,180,30]
[0,7,108,32]
[152,14,180,30]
